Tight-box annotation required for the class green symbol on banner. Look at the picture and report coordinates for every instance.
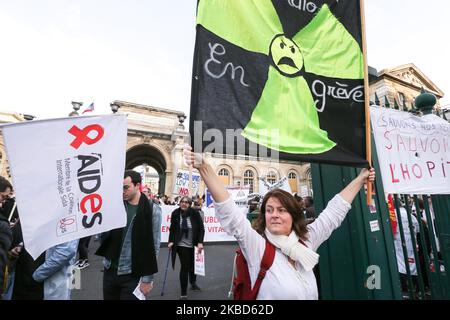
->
[270,35,304,77]
[198,1,363,154]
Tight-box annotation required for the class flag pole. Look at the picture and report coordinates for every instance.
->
[185,137,193,197]
[8,202,17,222]
[189,166,193,197]
[360,0,373,206]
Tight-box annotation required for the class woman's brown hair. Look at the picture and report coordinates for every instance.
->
[179,196,192,206]
[253,189,308,240]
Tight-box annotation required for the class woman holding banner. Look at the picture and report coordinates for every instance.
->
[168,196,205,300]
[183,145,375,300]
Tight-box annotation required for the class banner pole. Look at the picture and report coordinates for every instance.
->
[360,0,373,206]
[8,202,17,222]
[189,166,193,197]
[185,137,193,197]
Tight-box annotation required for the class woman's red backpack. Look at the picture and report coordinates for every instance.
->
[230,240,276,300]
[229,238,308,300]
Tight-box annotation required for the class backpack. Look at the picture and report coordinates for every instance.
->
[230,239,276,300]
[229,238,308,300]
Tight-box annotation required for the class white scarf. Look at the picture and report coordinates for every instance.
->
[264,229,319,272]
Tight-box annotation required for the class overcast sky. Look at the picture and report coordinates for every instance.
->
[0,0,448,120]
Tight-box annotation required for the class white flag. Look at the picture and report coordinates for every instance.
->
[2,114,128,259]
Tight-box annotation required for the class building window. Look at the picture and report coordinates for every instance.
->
[218,168,230,186]
[288,172,298,193]
[267,171,277,185]
[244,170,255,194]
[398,92,406,108]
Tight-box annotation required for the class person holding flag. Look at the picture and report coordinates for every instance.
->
[183,145,375,300]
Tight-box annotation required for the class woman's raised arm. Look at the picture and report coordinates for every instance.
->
[183,145,229,203]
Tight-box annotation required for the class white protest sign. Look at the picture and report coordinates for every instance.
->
[371,107,450,194]
[173,169,201,196]
[300,185,310,198]
[258,176,292,197]
[205,186,250,208]
[160,205,239,243]
[2,114,128,259]
[226,186,250,201]
[194,246,205,276]
[226,186,250,206]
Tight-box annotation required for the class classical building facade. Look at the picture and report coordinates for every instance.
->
[115,101,311,197]
[0,63,445,198]
[369,63,444,111]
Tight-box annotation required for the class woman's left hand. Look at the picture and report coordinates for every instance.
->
[197,243,204,254]
[359,167,376,184]
[339,167,376,204]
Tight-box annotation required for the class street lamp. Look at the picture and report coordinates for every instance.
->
[415,88,437,116]
[71,101,83,112]
[70,101,83,116]
[110,102,120,113]
[23,114,35,121]
[442,108,450,121]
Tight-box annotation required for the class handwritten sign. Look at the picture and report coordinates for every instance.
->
[371,107,450,194]
[173,169,201,196]
[205,42,249,88]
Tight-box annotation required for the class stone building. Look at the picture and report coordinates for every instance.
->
[116,100,311,197]
[369,63,444,111]
[0,63,445,199]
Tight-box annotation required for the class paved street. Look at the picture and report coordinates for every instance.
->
[71,241,237,300]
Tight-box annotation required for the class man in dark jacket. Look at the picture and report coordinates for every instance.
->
[168,196,205,299]
[96,170,160,300]
[0,176,13,297]
[304,196,316,221]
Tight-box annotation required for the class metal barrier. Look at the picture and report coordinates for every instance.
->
[391,194,448,299]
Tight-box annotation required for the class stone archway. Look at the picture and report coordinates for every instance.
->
[126,144,167,195]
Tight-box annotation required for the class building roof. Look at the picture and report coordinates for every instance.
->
[376,63,444,98]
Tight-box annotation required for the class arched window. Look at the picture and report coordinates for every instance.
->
[288,172,298,193]
[218,168,230,186]
[244,170,255,194]
[267,171,277,185]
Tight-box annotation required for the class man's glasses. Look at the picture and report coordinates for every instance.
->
[180,200,190,204]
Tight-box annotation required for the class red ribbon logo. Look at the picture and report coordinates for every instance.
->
[68,124,104,149]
